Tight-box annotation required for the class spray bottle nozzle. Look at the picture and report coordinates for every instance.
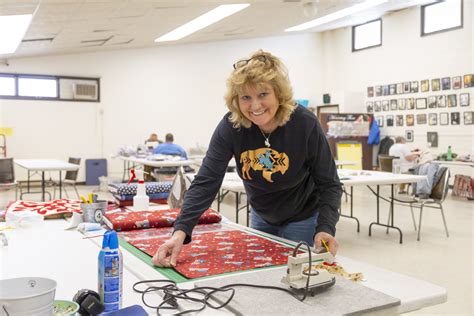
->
[127,169,136,185]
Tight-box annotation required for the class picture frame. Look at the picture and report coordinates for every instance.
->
[406,114,414,126]
[460,93,470,107]
[389,84,396,95]
[396,115,404,126]
[437,95,446,108]
[390,99,398,110]
[398,98,406,110]
[431,78,440,91]
[382,100,389,111]
[452,76,461,89]
[447,94,457,107]
[411,81,419,93]
[407,98,415,110]
[428,96,437,108]
[451,112,460,125]
[374,101,381,112]
[464,74,473,88]
[416,98,427,109]
[366,101,373,113]
[427,132,438,148]
[367,87,374,97]
[439,112,449,125]
[376,115,384,127]
[428,113,437,125]
[383,85,390,96]
[421,79,429,92]
[441,77,451,90]
[403,82,410,94]
[464,111,474,125]
[405,130,414,142]
[386,115,394,127]
[416,113,427,125]
[375,85,382,97]
[396,83,403,94]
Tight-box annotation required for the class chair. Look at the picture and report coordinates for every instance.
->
[378,155,398,172]
[53,157,81,199]
[391,166,450,241]
[0,158,18,199]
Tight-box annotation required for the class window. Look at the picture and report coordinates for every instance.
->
[352,19,382,52]
[422,0,463,36]
[18,76,57,98]
[0,75,15,96]
[0,73,100,102]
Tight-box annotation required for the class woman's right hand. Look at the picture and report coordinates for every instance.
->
[152,230,186,267]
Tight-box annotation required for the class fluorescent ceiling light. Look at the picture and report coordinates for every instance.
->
[155,4,250,42]
[0,14,33,55]
[285,0,388,32]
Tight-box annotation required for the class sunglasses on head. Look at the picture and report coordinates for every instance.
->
[233,55,268,69]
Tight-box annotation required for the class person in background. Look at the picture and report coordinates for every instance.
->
[389,136,422,193]
[145,133,162,150]
[153,133,188,159]
[152,50,342,268]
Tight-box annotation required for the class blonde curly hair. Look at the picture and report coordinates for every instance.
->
[224,50,295,129]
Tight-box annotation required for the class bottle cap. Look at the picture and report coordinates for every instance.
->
[102,230,119,249]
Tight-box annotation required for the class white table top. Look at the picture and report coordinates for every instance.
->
[14,159,80,172]
[119,155,196,168]
[338,170,427,186]
[0,218,446,314]
[335,160,357,166]
[432,160,474,167]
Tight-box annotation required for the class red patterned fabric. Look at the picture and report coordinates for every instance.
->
[112,198,168,207]
[127,229,294,279]
[103,208,221,231]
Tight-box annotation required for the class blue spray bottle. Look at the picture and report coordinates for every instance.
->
[98,230,123,312]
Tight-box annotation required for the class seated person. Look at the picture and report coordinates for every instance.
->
[153,133,188,159]
[145,133,162,150]
[389,136,422,193]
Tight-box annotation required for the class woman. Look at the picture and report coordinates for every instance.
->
[153,50,342,267]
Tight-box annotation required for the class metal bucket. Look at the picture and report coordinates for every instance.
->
[80,201,107,224]
[0,277,56,316]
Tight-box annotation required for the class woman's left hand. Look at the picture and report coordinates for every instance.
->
[314,232,339,256]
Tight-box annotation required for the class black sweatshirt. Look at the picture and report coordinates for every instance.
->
[174,105,342,243]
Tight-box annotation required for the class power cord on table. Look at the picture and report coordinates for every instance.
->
[133,241,314,315]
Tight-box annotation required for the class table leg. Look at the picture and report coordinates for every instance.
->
[235,192,239,224]
[41,171,45,202]
[339,185,360,232]
[368,184,403,243]
[59,171,62,199]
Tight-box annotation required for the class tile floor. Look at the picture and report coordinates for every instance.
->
[1,183,472,315]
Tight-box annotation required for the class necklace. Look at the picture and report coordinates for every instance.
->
[259,128,272,147]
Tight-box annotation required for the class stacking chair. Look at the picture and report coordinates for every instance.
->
[53,157,81,199]
[0,158,18,199]
[378,155,398,172]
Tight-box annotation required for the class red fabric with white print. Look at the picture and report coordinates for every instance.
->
[6,199,82,217]
[103,208,221,232]
[125,227,294,279]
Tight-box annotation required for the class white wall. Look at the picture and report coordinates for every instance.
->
[320,2,474,170]
[0,34,324,180]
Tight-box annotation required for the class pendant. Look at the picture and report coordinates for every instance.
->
[265,139,270,147]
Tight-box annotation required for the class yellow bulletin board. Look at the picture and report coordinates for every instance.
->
[0,128,13,136]
[336,143,362,169]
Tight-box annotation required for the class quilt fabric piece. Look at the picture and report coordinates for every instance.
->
[108,182,172,195]
[127,229,294,278]
[103,208,221,231]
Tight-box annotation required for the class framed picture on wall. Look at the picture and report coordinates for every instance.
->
[390,99,398,110]
[460,93,470,107]
[376,115,384,127]
[398,99,406,110]
[451,112,460,125]
[421,79,429,92]
[366,102,373,113]
[427,132,438,148]
[375,86,382,96]
[367,87,374,97]
[396,115,404,126]
[411,81,419,93]
[464,112,474,125]
[437,95,446,108]
[374,101,381,112]
[447,94,457,107]
[386,115,394,127]
[396,83,403,94]
[452,76,462,89]
[416,98,427,109]
[382,100,389,111]
[405,130,414,142]
[441,77,451,90]
[431,79,440,91]
[407,98,415,110]
[406,114,414,126]
[464,74,473,88]
[428,113,437,125]
[440,112,449,125]
[383,85,390,96]
[428,96,437,108]
[389,84,396,95]
[403,82,410,93]
[417,113,427,124]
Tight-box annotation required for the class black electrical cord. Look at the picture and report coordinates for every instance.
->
[133,241,315,315]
